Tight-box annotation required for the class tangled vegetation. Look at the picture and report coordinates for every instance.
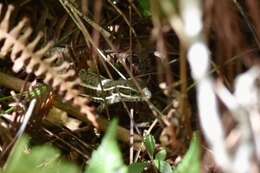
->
[0,0,259,173]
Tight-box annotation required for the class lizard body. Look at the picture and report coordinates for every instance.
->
[79,69,151,107]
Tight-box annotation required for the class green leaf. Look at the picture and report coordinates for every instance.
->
[138,0,151,17]
[128,162,147,173]
[85,119,127,173]
[155,149,167,161]
[154,160,172,173]
[144,134,156,158]
[173,132,201,173]
[3,136,79,173]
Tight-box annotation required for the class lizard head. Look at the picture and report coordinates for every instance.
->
[142,87,152,99]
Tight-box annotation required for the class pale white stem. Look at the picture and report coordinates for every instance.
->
[180,0,233,172]
[216,81,253,173]
[129,109,134,164]
[164,0,258,171]
[235,66,260,162]
[16,98,37,139]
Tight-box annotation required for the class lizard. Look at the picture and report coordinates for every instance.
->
[78,69,151,111]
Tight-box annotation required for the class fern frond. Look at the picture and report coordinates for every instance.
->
[0,5,98,127]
